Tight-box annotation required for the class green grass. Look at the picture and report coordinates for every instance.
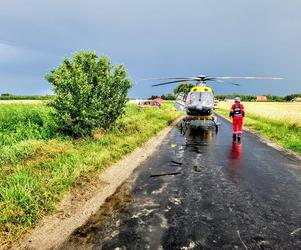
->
[0,104,58,146]
[0,102,181,245]
[0,104,61,168]
[216,108,301,155]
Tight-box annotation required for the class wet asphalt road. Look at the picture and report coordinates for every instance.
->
[63,116,301,250]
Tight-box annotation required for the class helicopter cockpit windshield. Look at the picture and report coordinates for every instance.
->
[186,91,199,106]
[186,91,214,110]
[201,91,214,108]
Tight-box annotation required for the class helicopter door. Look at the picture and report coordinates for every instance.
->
[174,92,186,111]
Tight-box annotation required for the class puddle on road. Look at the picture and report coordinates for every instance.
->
[173,125,217,175]
[182,127,216,158]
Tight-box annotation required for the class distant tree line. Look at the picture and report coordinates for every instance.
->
[215,93,301,102]
[215,94,255,101]
[0,93,52,100]
[148,83,195,100]
[148,92,301,102]
[149,93,175,100]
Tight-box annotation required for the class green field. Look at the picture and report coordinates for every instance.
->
[216,104,301,155]
[0,102,181,245]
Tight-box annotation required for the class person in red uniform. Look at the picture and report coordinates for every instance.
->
[229,97,245,142]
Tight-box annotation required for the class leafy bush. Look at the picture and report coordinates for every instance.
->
[46,51,132,137]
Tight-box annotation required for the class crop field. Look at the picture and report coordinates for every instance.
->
[0,102,181,245]
[218,101,301,125]
[216,101,301,155]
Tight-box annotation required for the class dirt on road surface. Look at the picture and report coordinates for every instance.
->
[61,117,301,250]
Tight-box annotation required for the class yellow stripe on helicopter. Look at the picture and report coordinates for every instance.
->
[190,86,213,92]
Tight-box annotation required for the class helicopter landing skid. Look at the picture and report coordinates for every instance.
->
[180,115,220,134]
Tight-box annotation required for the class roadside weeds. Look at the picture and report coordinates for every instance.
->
[0,103,181,248]
[11,116,182,250]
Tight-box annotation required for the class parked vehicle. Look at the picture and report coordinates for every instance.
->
[138,98,163,109]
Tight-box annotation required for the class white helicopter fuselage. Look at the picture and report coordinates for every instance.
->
[175,85,215,116]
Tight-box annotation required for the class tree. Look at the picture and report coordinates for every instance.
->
[173,83,195,95]
[284,93,301,101]
[149,95,159,100]
[1,93,13,97]
[45,51,132,137]
[161,93,175,100]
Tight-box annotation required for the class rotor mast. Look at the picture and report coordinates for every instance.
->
[196,75,207,86]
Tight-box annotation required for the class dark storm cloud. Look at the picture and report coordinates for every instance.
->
[0,0,300,96]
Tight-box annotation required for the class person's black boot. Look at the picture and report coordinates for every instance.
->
[232,134,237,141]
[237,135,241,143]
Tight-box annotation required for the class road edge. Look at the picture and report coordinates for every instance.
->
[12,117,182,250]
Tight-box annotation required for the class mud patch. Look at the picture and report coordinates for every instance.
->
[151,183,168,195]
[193,165,204,172]
[59,181,133,249]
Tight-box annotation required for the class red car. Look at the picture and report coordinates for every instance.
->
[138,98,163,109]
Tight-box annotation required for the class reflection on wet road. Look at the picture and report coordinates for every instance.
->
[62,117,301,249]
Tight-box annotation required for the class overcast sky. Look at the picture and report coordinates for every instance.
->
[0,0,300,97]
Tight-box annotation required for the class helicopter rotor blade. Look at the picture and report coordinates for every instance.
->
[140,77,198,81]
[222,81,240,86]
[152,79,196,87]
[203,77,216,81]
[209,79,240,86]
[215,76,283,80]
[143,75,283,87]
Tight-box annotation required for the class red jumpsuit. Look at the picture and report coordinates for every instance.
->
[229,103,245,136]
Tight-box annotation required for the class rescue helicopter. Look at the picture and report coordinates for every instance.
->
[144,75,282,132]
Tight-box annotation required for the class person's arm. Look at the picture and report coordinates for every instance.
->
[229,104,234,118]
[240,104,245,117]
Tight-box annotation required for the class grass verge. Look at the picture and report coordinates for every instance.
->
[0,102,181,246]
[216,108,301,155]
